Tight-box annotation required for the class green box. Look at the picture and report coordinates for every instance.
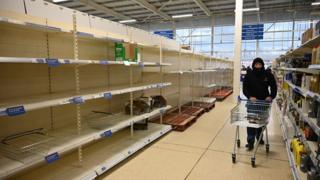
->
[115,42,125,61]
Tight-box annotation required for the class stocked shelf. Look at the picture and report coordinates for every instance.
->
[276,102,301,180]
[283,79,320,98]
[278,67,320,74]
[0,57,171,67]
[286,35,320,57]
[0,82,171,116]
[0,106,171,178]
[9,123,171,180]
[288,99,320,136]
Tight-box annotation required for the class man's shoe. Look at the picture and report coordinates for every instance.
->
[259,140,265,145]
[245,143,254,151]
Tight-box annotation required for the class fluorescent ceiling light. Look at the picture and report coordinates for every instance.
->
[52,0,70,2]
[119,19,137,23]
[312,2,320,5]
[119,19,136,23]
[172,14,193,19]
[243,8,260,12]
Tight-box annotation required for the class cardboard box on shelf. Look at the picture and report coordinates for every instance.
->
[301,28,313,44]
[115,42,139,62]
[315,20,320,37]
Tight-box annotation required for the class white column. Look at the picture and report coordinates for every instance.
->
[233,0,243,100]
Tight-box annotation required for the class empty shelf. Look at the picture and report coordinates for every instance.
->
[0,106,171,178]
[0,82,171,116]
[12,123,171,180]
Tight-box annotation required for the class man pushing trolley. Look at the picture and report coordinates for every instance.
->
[231,58,277,167]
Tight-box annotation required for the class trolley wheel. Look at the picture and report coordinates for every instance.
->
[237,139,241,148]
[266,144,270,153]
[251,157,256,168]
[232,153,236,163]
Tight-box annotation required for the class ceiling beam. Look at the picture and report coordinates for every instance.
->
[193,0,211,16]
[256,0,261,22]
[142,0,172,22]
[131,0,173,20]
[78,0,131,20]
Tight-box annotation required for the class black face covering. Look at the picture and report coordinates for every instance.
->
[253,67,264,77]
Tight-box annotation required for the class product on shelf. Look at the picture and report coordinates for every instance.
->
[315,21,320,37]
[302,28,314,44]
[290,137,306,166]
[304,125,318,141]
[125,98,151,115]
[310,75,320,93]
[114,42,139,62]
[300,154,312,173]
[307,167,320,180]
[302,74,312,90]
[151,95,167,108]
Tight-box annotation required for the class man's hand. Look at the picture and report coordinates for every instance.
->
[249,97,257,102]
[265,96,272,102]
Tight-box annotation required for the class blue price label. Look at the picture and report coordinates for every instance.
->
[160,109,165,114]
[104,93,112,100]
[36,58,45,63]
[100,130,112,137]
[71,97,84,104]
[45,152,59,164]
[101,166,106,172]
[100,60,109,65]
[293,87,301,94]
[6,106,26,116]
[46,58,60,67]
[139,62,144,68]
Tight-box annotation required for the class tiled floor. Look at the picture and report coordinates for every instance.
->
[99,96,292,180]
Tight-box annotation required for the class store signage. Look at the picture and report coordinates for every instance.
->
[242,24,264,40]
[154,30,174,39]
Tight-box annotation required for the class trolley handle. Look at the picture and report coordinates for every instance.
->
[238,96,272,103]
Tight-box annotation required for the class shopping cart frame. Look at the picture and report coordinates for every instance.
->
[231,98,272,167]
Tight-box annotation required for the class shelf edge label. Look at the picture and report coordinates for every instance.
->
[71,97,85,104]
[104,92,112,100]
[100,130,112,137]
[46,58,60,67]
[100,60,109,65]
[6,106,26,116]
[45,152,60,164]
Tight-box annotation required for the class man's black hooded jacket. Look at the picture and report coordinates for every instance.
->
[243,58,277,100]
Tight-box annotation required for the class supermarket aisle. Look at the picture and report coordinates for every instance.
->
[99,96,292,180]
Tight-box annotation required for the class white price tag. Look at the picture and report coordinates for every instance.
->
[123,61,130,66]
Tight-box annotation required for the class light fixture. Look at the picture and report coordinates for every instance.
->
[119,19,137,23]
[172,14,193,19]
[52,0,70,2]
[243,8,260,12]
[312,2,320,5]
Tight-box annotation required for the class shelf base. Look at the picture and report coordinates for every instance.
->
[12,123,171,180]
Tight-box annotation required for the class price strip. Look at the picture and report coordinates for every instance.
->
[46,58,60,67]
[6,106,26,116]
[45,152,60,164]
[104,92,112,100]
[70,96,85,104]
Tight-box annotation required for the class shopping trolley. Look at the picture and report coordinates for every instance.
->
[231,98,272,167]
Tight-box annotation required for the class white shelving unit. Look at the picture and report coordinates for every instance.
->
[0,0,233,179]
